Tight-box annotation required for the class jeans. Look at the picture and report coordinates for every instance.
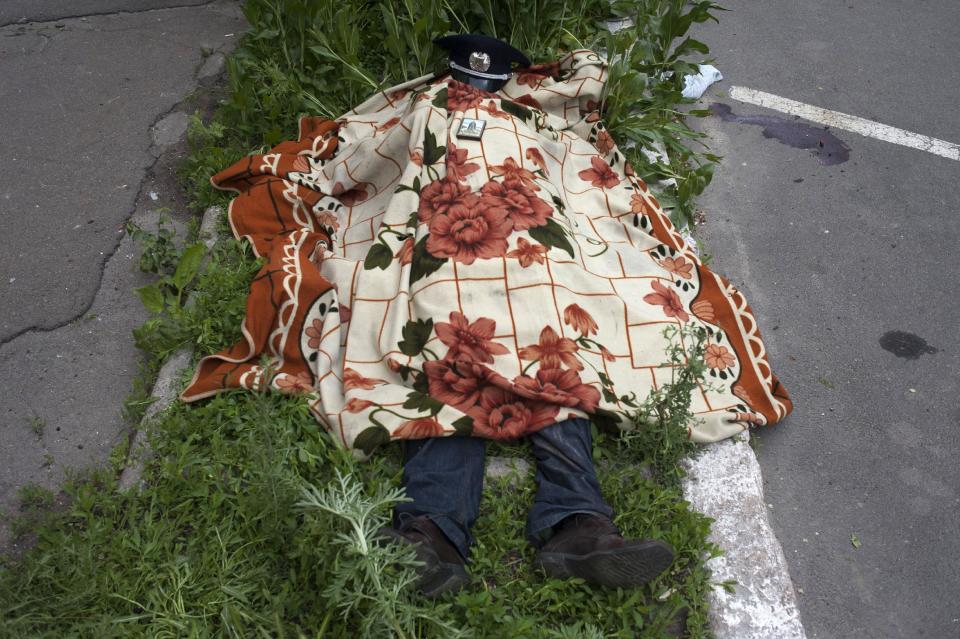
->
[394,417,614,560]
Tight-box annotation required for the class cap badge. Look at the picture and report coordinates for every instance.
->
[469,51,491,73]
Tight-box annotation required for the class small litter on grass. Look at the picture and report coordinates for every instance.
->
[679,226,699,255]
[850,533,862,548]
[149,191,159,201]
[682,64,723,99]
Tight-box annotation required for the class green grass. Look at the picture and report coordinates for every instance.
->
[0,1,727,636]
[1,312,720,637]
[28,415,45,440]
[1,389,719,638]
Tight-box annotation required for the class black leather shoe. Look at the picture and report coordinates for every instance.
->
[534,514,674,589]
[378,515,470,598]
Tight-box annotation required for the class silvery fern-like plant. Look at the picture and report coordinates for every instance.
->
[549,622,609,639]
[296,470,467,638]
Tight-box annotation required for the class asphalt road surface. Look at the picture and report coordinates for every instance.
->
[692,2,960,637]
[0,0,245,550]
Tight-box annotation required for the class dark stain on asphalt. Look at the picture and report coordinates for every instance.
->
[710,102,850,165]
[879,331,937,359]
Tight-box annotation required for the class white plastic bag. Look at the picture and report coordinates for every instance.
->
[682,65,723,99]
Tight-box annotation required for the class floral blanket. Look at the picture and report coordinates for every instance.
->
[181,50,792,453]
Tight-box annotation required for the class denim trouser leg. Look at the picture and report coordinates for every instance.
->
[394,435,486,560]
[525,417,614,547]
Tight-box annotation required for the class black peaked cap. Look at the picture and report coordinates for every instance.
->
[434,34,531,82]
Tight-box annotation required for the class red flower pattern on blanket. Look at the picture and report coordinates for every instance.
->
[436,312,509,363]
[705,344,737,370]
[643,280,690,322]
[506,237,548,267]
[447,80,496,111]
[516,71,548,88]
[276,371,313,394]
[426,193,514,264]
[514,94,543,111]
[343,368,385,391]
[630,192,650,215]
[445,142,480,181]
[305,319,324,349]
[578,156,620,189]
[181,50,792,452]
[490,157,539,190]
[479,180,552,231]
[472,387,558,439]
[345,398,374,413]
[594,129,615,154]
[418,178,470,223]
[423,358,490,412]
[513,368,600,413]
[396,237,414,265]
[394,418,444,438]
[332,181,369,207]
[661,256,694,280]
[525,147,548,175]
[563,304,598,337]
[481,100,510,119]
[418,166,555,264]
[519,326,584,371]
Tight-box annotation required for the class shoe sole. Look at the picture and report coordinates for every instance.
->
[378,528,470,598]
[535,540,674,589]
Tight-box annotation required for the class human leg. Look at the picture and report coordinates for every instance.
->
[526,417,674,588]
[525,417,614,547]
[393,434,487,560]
[383,434,486,597]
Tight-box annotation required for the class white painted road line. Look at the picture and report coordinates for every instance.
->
[729,86,960,162]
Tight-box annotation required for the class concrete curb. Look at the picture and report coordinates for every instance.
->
[117,205,222,492]
[682,433,807,638]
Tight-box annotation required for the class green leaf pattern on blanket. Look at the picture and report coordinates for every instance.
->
[451,415,474,436]
[398,318,434,357]
[362,242,393,271]
[409,235,447,283]
[402,391,444,416]
[528,218,575,259]
[500,99,532,123]
[422,128,445,167]
[430,86,447,109]
[353,425,392,456]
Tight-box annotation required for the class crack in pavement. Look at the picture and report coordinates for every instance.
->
[0,1,218,29]
[0,45,225,349]
[1,142,161,348]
